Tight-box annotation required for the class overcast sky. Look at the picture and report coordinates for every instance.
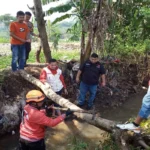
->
[0,0,34,16]
[0,0,75,22]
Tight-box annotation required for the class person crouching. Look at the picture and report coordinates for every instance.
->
[19,90,71,150]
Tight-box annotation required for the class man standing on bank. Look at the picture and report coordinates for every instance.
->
[10,11,30,72]
[24,11,40,64]
[76,53,106,110]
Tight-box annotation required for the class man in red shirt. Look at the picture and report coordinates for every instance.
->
[40,59,68,116]
[40,59,68,95]
[9,11,30,71]
[19,90,72,150]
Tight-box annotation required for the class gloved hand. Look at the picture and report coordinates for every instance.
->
[65,109,73,117]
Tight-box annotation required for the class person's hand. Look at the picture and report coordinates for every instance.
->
[76,77,80,83]
[101,82,106,87]
[64,88,68,95]
[26,39,31,43]
[47,104,54,110]
[65,109,73,117]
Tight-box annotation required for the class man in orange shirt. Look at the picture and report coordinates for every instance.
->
[9,11,30,71]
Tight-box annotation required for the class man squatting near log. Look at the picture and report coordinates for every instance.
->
[18,90,72,150]
[76,53,106,110]
[10,11,30,72]
[24,11,40,65]
[117,80,150,133]
[40,59,68,117]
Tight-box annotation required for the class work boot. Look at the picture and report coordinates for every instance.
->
[116,123,141,133]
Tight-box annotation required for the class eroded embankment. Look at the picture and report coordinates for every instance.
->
[0,61,149,149]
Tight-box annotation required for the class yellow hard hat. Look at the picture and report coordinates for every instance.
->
[26,90,45,103]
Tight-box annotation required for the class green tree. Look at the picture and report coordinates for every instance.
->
[0,14,15,27]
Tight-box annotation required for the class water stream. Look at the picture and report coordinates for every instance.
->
[0,90,146,150]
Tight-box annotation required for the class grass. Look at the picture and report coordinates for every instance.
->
[0,49,80,70]
[0,55,11,69]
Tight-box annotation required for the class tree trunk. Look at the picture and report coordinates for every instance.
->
[18,70,150,149]
[83,34,92,62]
[35,38,42,63]
[80,23,85,65]
[33,0,51,62]
[19,70,116,132]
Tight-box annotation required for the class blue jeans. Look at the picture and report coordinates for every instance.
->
[78,81,97,107]
[138,104,150,119]
[11,44,26,71]
[138,89,150,118]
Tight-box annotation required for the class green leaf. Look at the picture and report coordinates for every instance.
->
[52,14,71,25]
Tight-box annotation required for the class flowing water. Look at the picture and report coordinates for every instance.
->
[0,90,146,150]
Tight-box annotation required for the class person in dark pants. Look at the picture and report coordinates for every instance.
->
[76,53,106,110]
[19,90,72,150]
[24,12,39,64]
[9,11,30,71]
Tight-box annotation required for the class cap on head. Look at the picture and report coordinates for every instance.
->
[26,90,45,103]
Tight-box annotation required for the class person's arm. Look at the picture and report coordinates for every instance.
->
[9,23,29,43]
[76,70,82,83]
[76,63,85,83]
[10,31,26,43]
[60,74,66,89]
[31,111,66,127]
[30,22,40,37]
[59,72,68,95]
[99,64,106,86]
[101,74,106,86]
[40,70,47,83]
[26,32,31,42]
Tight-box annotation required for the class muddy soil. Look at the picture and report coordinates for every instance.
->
[0,90,146,150]
[0,63,149,150]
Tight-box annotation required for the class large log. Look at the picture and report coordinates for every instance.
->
[19,70,116,132]
[19,70,150,149]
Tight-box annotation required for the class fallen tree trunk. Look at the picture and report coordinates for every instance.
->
[19,70,116,131]
[19,70,150,149]
[26,63,48,67]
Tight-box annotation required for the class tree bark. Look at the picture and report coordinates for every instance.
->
[35,38,42,63]
[18,70,150,149]
[33,0,51,62]
[83,34,92,62]
[80,22,86,65]
[19,70,116,132]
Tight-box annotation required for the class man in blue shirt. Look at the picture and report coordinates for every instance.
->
[76,53,106,110]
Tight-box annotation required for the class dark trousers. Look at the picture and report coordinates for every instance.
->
[18,139,45,150]
[25,42,31,62]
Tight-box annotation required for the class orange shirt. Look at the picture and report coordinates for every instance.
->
[20,104,65,141]
[9,21,29,45]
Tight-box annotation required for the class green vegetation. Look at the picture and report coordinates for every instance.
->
[0,49,80,69]
[0,55,11,69]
